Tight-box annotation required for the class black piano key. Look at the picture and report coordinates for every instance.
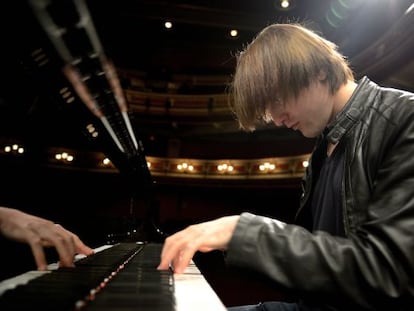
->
[83,244,175,310]
[0,243,176,311]
[0,266,112,310]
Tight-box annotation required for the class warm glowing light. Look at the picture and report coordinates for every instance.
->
[55,152,74,163]
[217,163,234,172]
[87,123,95,133]
[177,162,194,172]
[230,29,238,37]
[259,162,276,171]
[281,0,290,9]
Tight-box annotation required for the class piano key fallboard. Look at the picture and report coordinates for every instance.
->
[0,242,227,311]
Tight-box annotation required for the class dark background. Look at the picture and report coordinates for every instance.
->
[1,0,414,307]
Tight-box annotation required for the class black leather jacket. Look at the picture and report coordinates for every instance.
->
[226,77,414,310]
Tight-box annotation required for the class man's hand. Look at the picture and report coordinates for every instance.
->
[158,215,240,273]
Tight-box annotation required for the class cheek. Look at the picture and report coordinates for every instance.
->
[306,111,329,135]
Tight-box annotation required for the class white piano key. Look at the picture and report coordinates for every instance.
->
[175,262,227,311]
[0,243,228,311]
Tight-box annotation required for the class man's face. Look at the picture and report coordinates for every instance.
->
[267,81,334,138]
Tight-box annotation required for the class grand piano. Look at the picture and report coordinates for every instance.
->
[0,0,227,309]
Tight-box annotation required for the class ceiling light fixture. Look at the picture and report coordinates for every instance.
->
[229,29,238,37]
[275,0,296,11]
[164,21,173,29]
[281,0,290,9]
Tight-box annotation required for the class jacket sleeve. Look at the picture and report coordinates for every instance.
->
[225,92,414,310]
[226,212,367,309]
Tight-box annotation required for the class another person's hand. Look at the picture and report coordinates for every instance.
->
[158,215,240,273]
[0,207,94,270]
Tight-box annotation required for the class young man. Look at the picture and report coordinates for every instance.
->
[158,23,414,310]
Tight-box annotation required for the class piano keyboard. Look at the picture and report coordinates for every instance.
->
[0,242,227,311]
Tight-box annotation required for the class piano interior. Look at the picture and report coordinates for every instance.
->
[1,0,412,309]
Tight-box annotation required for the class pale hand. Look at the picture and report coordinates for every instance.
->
[158,215,240,274]
[0,207,94,270]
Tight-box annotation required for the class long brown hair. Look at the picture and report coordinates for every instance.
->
[228,23,354,131]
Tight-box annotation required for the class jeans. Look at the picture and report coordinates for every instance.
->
[227,302,301,311]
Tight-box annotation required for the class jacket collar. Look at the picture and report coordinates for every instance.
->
[325,76,371,144]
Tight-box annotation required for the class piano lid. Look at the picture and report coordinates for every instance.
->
[25,0,154,188]
[28,0,166,242]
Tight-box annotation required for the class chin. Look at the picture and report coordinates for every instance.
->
[301,130,319,138]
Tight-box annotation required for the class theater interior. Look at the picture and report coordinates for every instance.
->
[0,0,413,306]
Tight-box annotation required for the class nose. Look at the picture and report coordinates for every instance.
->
[272,114,287,127]
[273,119,283,127]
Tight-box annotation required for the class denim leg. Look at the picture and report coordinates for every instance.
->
[228,302,300,311]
